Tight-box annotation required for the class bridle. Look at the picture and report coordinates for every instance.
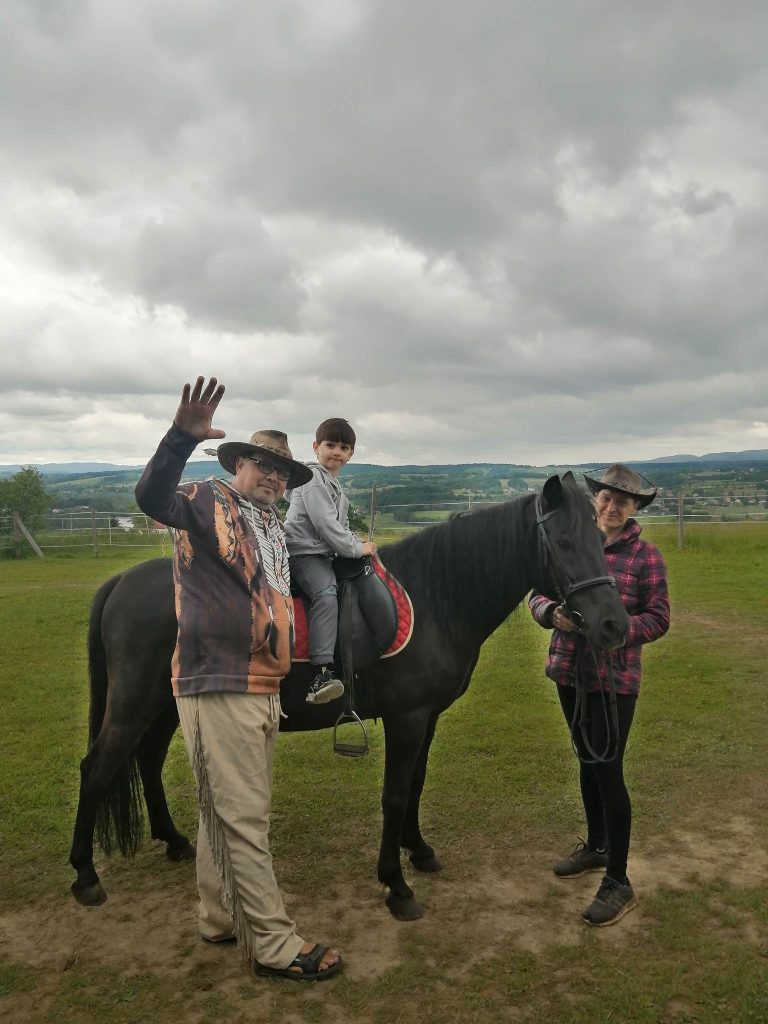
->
[534,496,621,764]
[535,497,616,626]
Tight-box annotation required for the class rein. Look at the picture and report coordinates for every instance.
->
[534,497,621,765]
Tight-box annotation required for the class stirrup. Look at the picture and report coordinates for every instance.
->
[333,709,369,758]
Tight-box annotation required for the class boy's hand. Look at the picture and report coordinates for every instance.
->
[174,376,226,442]
[361,541,377,556]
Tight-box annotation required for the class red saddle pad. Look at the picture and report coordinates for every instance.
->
[292,556,413,662]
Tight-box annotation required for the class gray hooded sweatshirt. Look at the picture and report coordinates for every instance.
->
[284,462,363,559]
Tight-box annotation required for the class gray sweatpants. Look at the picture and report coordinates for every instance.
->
[290,553,338,665]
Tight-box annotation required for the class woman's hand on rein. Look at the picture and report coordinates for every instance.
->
[552,605,576,632]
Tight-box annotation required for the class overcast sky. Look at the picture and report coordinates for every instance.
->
[2,1,766,467]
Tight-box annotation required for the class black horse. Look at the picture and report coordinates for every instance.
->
[69,473,628,920]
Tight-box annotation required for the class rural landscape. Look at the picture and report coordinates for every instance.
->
[0,469,766,1022]
[4,1,768,1021]
[2,454,768,561]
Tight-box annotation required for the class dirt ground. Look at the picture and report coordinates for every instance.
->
[1,815,766,1022]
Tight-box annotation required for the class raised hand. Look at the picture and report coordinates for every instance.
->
[174,376,226,442]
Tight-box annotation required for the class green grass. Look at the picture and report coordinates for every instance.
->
[1,525,767,1022]
[0,545,180,904]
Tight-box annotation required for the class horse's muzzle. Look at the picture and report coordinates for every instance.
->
[590,612,629,652]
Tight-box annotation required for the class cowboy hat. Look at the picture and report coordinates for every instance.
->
[217,430,313,488]
[583,464,657,509]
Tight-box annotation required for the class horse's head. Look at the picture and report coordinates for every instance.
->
[533,472,628,651]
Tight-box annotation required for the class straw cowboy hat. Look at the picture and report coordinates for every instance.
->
[216,430,313,488]
[583,464,658,509]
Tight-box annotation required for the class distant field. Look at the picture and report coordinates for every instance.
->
[0,523,766,1023]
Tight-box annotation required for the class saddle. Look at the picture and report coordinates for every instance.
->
[292,555,399,670]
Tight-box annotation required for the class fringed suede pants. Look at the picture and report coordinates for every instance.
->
[176,691,304,969]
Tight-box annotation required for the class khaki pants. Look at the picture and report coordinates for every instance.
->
[176,691,304,969]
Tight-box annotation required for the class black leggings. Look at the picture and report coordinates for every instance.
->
[557,686,637,882]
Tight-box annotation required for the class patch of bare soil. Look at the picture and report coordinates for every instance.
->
[680,608,766,640]
[1,815,766,1022]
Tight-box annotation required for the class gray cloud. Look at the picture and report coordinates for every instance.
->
[1,1,767,465]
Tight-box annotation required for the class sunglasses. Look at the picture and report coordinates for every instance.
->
[246,457,291,482]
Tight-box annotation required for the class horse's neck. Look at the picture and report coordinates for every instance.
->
[466,569,532,641]
[382,499,535,644]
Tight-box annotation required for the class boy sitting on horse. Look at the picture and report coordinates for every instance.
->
[285,418,377,703]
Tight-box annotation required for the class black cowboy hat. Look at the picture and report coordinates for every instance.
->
[216,430,313,488]
[583,464,657,510]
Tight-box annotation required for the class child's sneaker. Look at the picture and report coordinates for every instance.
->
[306,667,344,704]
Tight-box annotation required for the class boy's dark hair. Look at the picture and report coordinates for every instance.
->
[315,418,356,448]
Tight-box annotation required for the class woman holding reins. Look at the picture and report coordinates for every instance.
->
[529,464,670,926]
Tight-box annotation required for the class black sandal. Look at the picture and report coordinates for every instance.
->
[252,944,342,982]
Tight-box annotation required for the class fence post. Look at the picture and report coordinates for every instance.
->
[677,492,685,550]
[369,483,377,541]
[12,513,44,558]
[90,507,99,557]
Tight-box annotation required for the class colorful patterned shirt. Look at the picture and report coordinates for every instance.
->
[135,425,294,697]
[528,519,670,696]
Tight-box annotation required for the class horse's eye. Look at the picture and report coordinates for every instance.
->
[557,538,573,552]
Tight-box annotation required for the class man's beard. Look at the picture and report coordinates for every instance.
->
[249,496,274,511]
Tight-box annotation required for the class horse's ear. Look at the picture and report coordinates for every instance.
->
[541,474,563,511]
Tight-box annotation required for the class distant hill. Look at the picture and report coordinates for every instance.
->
[644,450,768,464]
[0,460,218,478]
[0,462,134,476]
[2,448,767,478]
[4,450,766,515]
[642,454,701,464]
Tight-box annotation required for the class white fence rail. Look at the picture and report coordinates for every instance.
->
[0,510,173,557]
[374,492,768,551]
[376,493,768,522]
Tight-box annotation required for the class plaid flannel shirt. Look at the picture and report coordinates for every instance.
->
[528,519,670,696]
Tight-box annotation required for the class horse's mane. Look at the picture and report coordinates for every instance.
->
[379,493,537,629]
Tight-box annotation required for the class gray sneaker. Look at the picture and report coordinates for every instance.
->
[553,840,609,878]
[306,667,345,705]
[582,875,638,926]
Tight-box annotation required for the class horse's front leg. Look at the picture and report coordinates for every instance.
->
[400,711,442,873]
[380,710,431,920]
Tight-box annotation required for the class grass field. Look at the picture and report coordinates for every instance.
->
[0,524,766,1023]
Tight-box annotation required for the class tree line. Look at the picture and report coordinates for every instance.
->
[0,468,52,557]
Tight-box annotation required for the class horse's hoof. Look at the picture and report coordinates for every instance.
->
[71,881,108,907]
[166,841,196,862]
[409,852,443,873]
[386,894,426,921]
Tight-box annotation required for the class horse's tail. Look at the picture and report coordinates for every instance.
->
[88,573,144,858]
